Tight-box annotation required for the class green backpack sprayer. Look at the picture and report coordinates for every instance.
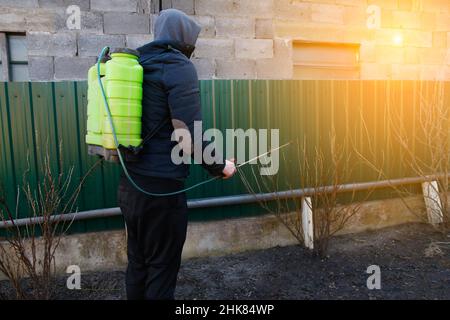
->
[85,46,224,196]
[86,47,143,162]
[86,46,289,197]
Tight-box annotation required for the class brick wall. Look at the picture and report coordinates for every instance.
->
[0,0,449,80]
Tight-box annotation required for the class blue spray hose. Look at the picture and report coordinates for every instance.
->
[97,47,220,196]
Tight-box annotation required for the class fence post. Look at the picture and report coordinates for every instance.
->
[301,196,314,249]
[421,181,444,225]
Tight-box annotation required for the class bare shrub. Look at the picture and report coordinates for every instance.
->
[356,81,449,233]
[238,132,376,258]
[0,148,101,300]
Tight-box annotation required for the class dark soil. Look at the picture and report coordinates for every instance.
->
[1,223,449,300]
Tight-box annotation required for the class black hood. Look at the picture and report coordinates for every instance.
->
[153,9,201,58]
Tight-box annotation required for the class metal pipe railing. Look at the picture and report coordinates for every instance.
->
[1,174,448,229]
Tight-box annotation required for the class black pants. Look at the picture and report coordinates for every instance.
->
[117,174,188,300]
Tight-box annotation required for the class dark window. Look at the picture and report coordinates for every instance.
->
[149,0,188,14]
[0,33,28,82]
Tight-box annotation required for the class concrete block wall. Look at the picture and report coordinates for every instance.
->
[0,0,156,80]
[271,0,450,80]
[0,0,449,80]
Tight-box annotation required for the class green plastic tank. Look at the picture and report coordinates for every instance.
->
[85,56,107,146]
[102,48,143,149]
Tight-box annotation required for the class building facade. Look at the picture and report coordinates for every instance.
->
[0,0,449,81]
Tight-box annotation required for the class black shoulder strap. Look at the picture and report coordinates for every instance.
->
[138,59,174,148]
[139,117,170,147]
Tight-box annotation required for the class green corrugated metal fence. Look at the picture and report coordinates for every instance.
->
[1,80,449,233]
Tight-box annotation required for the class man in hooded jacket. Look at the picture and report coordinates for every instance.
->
[117,9,236,300]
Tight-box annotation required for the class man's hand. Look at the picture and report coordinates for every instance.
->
[222,158,237,179]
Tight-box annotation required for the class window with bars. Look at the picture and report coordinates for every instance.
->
[292,41,360,80]
[0,33,29,82]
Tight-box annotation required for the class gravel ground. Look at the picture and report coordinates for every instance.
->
[1,223,449,300]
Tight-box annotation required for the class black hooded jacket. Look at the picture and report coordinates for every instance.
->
[126,9,225,180]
